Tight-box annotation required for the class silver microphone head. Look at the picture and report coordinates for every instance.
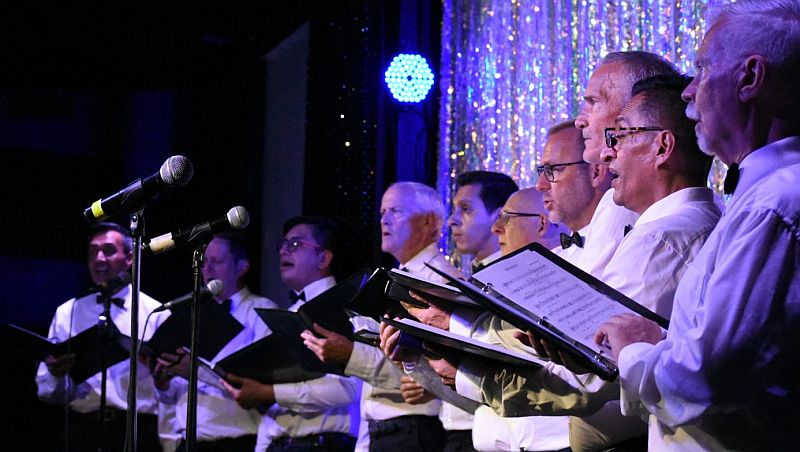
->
[160,155,194,187]
[207,279,224,297]
[226,206,250,229]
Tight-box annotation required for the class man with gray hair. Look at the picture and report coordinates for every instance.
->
[596,1,800,449]
[574,51,680,277]
[303,181,461,451]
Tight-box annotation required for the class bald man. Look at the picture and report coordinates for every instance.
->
[492,188,565,254]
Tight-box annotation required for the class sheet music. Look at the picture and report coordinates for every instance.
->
[472,249,636,354]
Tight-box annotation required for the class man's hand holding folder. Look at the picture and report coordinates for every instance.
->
[220,373,275,409]
[44,353,76,378]
[301,323,354,366]
[402,290,454,331]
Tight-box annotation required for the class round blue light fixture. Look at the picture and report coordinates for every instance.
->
[384,53,435,103]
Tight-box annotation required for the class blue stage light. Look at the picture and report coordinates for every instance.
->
[384,54,435,103]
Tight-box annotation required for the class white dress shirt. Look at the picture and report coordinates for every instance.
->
[156,287,277,450]
[618,137,800,451]
[572,186,721,451]
[36,285,170,414]
[345,243,452,452]
[255,276,360,452]
[574,189,639,277]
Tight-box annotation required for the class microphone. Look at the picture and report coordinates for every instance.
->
[153,279,224,313]
[144,206,250,254]
[83,155,194,222]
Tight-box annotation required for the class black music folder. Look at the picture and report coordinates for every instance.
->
[255,309,347,377]
[206,272,373,384]
[348,267,478,321]
[426,242,669,381]
[197,334,327,385]
[384,268,481,311]
[298,269,371,337]
[347,268,395,321]
[382,317,544,369]
[8,323,130,383]
[142,300,243,360]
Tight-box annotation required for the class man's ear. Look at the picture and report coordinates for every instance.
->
[319,249,334,272]
[739,55,767,103]
[236,258,250,280]
[538,213,550,235]
[654,130,676,169]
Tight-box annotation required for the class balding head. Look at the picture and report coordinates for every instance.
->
[492,188,565,254]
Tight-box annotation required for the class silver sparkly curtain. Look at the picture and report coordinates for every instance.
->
[438,0,727,256]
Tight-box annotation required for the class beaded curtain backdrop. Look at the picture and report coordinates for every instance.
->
[437,0,728,263]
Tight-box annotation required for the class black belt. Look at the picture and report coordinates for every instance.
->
[368,414,441,438]
[177,434,258,452]
[69,407,150,423]
[269,432,355,450]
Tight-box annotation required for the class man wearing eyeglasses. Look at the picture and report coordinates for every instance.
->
[535,120,612,264]
[596,1,800,448]
[303,182,460,452]
[153,231,278,452]
[572,51,680,278]
[492,188,564,255]
[220,217,359,452]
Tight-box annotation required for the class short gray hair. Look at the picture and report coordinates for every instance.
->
[717,0,800,79]
[388,181,445,230]
[599,51,680,104]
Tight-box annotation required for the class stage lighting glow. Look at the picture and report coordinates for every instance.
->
[384,54,435,103]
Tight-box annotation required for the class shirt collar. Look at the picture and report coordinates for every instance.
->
[106,284,131,311]
[635,187,716,227]
[228,286,252,309]
[399,242,441,274]
[295,275,337,303]
[731,136,800,206]
[477,250,503,267]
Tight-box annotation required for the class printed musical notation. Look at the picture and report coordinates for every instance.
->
[473,249,634,354]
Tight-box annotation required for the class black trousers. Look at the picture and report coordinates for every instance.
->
[443,429,476,452]
[267,432,356,452]
[176,434,257,452]
[66,408,161,452]
[368,415,446,452]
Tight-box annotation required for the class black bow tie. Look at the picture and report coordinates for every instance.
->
[289,291,306,303]
[623,224,634,237]
[96,295,124,308]
[560,232,584,249]
[472,261,486,274]
[724,162,740,195]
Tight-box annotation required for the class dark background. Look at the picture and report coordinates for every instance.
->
[0,1,441,448]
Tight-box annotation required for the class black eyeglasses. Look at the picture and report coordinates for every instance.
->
[604,127,664,148]
[276,238,322,253]
[497,211,541,227]
[535,161,588,182]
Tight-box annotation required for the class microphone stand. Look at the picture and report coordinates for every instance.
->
[126,211,143,452]
[97,293,113,452]
[185,244,207,451]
